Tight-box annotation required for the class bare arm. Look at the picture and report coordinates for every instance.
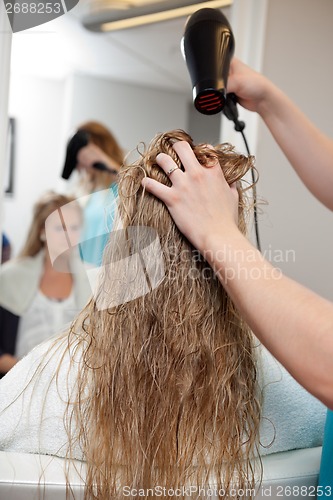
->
[142,141,333,408]
[0,353,18,374]
[207,230,333,409]
[228,59,333,210]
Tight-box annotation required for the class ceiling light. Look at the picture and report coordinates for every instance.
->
[91,0,167,9]
[82,0,233,32]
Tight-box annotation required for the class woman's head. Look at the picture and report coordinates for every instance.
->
[119,128,252,230]
[71,130,260,498]
[93,130,254,310]
[77,121,124,190]
[19,191,82,260]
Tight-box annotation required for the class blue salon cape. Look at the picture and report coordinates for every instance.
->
[79,183,118,267]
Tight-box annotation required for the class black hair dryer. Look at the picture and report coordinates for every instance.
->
[182,8,235,116]
[61,130,118,180]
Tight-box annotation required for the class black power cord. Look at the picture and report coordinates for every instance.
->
[223,93,261,252]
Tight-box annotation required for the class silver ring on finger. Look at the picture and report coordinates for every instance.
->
[166,166,179,176]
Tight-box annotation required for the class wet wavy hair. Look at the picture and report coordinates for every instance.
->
[67,130,261,498]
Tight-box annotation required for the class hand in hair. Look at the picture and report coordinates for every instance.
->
[142,140,242,257]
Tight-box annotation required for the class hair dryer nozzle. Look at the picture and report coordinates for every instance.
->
[182,8,234,115]
[194,85,226,115]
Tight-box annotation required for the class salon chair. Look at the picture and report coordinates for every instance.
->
[0,447,321,499]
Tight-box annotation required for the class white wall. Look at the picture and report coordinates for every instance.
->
[254,0,333,300]
[64,73,189,152]
[3,76,66,255]
[3,72,189,255]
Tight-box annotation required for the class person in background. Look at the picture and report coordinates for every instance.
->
[1,233,11,264]
[0,131,325,498]
[0,191,91,376]
[141,58,333,494]
[71,121,125,267]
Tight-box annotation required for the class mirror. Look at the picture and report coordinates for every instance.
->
[5,3,230,254]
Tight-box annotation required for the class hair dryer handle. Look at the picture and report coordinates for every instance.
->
[223,93,245,131]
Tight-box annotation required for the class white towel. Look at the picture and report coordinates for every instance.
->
[258,344,326,455]
[0,335,83,460]
[0,337,326,459]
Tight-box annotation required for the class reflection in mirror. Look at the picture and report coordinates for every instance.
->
[4,4,229,255]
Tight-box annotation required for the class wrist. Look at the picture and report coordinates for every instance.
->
[256,79,284,120]
[201,227,247,272]
[205,232,281,289]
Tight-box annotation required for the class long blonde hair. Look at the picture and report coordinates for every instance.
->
[68,130,261,498]
[19,191,78,258]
